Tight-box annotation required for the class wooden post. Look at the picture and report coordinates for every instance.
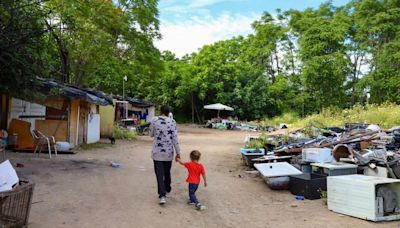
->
[75,104,80,146]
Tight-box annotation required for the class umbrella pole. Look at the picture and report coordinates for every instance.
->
[217,110,220,118]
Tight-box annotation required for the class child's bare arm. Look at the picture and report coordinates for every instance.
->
[202,174,207,187]
[176,157,185,165]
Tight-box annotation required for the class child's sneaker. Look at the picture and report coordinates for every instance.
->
[195,204,207,210]
[187,199,195,205]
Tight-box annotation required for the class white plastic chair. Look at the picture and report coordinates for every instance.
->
[32,130,57,159]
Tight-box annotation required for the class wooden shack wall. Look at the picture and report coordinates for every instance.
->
[100,104,115,138]
[35,120,68,141]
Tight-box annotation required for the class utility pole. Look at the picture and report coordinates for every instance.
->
[123,76,127,100]
[123,76,128,119]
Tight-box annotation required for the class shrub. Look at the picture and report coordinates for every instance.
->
[245,139,264,149]
[113,124,136,140]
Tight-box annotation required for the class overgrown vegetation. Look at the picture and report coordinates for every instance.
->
[261,103,400,129]
[245,140,265,149]
[113,124,136,140]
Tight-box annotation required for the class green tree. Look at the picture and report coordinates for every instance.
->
[350,0,400,103]
[289,3,351,111]
[44,0,162,98]
[0,0,49,97]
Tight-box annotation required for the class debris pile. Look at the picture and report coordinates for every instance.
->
[240,123,400,222]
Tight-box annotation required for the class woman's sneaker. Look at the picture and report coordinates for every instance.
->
[159,197,167,205]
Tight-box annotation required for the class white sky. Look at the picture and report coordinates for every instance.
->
[155,13,258,57]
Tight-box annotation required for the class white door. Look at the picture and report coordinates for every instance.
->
[9,98,45,130]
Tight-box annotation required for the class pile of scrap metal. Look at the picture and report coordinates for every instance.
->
[272,124,400,175]
[243,124,400,172]
[240,123,400,222]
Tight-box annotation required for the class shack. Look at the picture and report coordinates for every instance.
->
[0,77,113,149]
[99,96,154,138]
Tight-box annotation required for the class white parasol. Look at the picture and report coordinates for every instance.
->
[204,103,234,118]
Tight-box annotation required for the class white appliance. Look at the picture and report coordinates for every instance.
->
[302,148,332,163]
[328,175,400,221]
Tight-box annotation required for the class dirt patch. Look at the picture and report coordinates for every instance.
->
[4,125,399,228]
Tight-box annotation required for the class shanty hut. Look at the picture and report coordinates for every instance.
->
[0,77,113,149]
[99,96,154,138]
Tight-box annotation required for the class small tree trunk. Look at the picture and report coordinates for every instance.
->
[274,48,280,75]
[45,21,69,83]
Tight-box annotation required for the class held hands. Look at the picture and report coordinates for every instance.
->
[175,154,181,162]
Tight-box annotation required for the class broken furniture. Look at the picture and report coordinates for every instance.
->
[8,119,35,150]
[328,175,400,221]
[32,130,58,159]
[311,162,357,176]
[254,162,302,190]
[289,173,327,200]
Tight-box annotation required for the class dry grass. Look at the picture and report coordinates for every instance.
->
[261,103,400,129]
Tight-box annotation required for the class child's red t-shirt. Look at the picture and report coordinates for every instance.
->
[184,161,205,184]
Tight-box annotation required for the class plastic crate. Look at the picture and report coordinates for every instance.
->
[0,180,35,228]
[290,173,327,200]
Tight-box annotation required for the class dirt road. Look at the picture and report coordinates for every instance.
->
[8,125,400,227]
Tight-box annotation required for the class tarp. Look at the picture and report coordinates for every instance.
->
[36,77,113,106]
[114,95,154,108]
[204,103,234,111]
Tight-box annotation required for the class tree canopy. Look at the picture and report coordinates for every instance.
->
[151,0,400,121]
[1,0,399,121]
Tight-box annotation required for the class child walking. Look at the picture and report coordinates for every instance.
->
[176,150,207,210]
